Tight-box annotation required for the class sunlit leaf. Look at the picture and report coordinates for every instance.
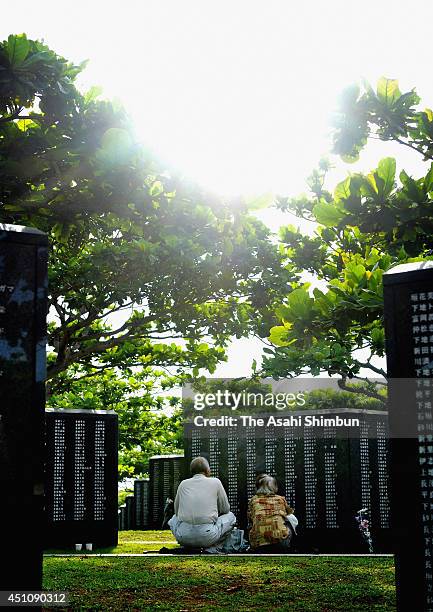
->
[243,192,274,210]
[334,177,351,202]
[377,77,401,106]
[376,157,396,197]
[269,325,291,347]
[313,201,345,226]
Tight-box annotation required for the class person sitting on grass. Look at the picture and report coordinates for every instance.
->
[168,456,238,551]
[248,473,298,553]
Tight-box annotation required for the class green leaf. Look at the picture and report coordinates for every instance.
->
[7,34,30,66]
[313,201,345,226]
[84,85,103,103]
[377,77,401,106]
[20,50,51,68]
[359,174,379,199]
[376,158,396,197]
[16,118,38,131]
[269,325,293,347]
[346,263,366,284]
[366,173,378,194]
[149,181,164,197]
[334,177,351,202]
[287,287,313,319]
[371,327,385,348]
[243,192,274,210]
[400,170,423,201]
[275,305,292,321]
[424,163,433,193]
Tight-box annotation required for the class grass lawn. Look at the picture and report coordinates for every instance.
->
[42,532,396,611]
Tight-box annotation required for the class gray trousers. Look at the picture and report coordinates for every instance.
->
[168,512,236,548]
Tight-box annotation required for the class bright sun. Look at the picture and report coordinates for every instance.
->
[119,3,341,197]
[3,0,431,198]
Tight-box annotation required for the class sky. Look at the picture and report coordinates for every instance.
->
[3,0,433,377]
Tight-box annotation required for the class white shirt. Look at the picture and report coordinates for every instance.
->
[174,474,230,525]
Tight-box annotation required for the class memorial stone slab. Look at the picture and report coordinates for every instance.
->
[44,408,118,547]
[134,479,150,529]
[119,505,126,531]
[184,409,391,552]
[384,261,433,611]
[148,455,184,528]
[0,224,47,590]
[125,495,135,530]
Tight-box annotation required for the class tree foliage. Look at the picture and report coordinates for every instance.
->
[0,34,291,393]
[263,77,433,399]
[0,33,295,478]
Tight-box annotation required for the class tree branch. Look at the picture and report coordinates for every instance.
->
[394,137,433,162]
[0,108,23,124]
[357,360,387,378]
[337,377,386,404]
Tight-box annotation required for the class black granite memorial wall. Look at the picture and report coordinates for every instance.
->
[0,224,47,590]
[184,409,391,552]
[383,262,433,611]
[134,478,150,529]
[44,408,118,548]
[148,454,184,528]
[117,480,150,530]
[118,505,126,531]
[125,495,135,530]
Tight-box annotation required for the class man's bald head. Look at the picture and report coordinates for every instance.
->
[190,456,211,476]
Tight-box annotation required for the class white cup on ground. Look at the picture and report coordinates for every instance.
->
[75,544,82,551]
[85,543,93,551]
